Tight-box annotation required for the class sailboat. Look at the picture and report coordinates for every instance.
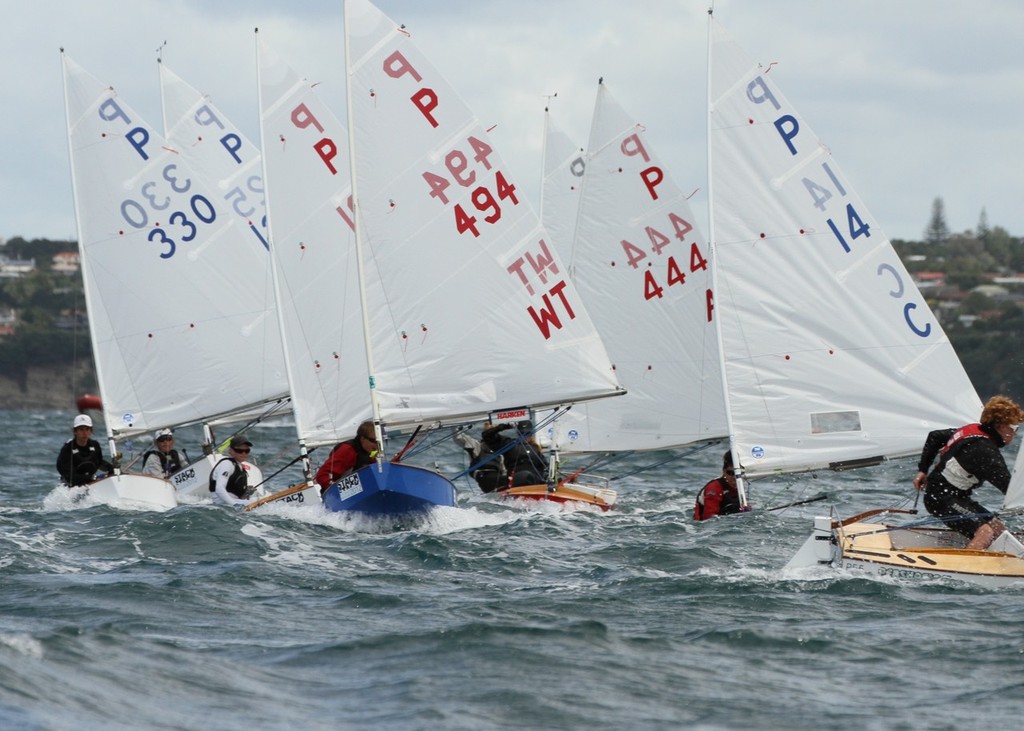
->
[157,60,320,506]
[698,13,1024,583]
[61,52,291,510]
[527,81,727,503]
[705,13,981,495]
[255,0,623,515]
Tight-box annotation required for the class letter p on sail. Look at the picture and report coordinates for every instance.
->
[381,51,437,128]
[746,77,781,111]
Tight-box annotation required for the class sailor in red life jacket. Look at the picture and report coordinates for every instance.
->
[314,419,378,495]
[914,395,1024,550]
[694,450,741,520]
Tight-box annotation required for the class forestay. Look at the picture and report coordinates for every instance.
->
[62,54,289,438]
[707,18,981,478]
[544,83,727,454]
[342,0,622,429]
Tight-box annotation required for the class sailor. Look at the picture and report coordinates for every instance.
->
[208,435,257,506]
[694,451,741,520]
[141,429,184,478]
[481,421,546,487]
[314,420,378,495]
[56,414,114,486]
[454,421,508,493]
[915,395,1024,550]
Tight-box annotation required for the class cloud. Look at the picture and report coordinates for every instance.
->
[4,0,1024,243]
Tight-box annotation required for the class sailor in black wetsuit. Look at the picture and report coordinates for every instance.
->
[914,395,1024,550]
[208,435,257,507]
[56,414,113,486]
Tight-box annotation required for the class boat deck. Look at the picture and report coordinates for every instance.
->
[840,520,1024,578]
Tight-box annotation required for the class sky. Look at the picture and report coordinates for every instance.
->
[3,0,1023,245]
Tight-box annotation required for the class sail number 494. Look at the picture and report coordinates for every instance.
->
[422,135,520,237]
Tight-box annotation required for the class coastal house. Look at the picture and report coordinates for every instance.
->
[52,251,80,274]
[0,255,35,278]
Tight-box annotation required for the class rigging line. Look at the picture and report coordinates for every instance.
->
[218,397,292,446]
[852,512,998,537]
[749,471,825,510]
[452,430,518,481]
[248,448,315,491]
[451,407,571,480]
[396,426,457,461]
[390,425,423,463]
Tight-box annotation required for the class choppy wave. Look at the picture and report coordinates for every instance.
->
[2,410,1023,730]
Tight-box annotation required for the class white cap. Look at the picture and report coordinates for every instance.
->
[73,414,93,429]
[156,428,173,440]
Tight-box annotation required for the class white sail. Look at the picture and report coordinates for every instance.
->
[62,53,289,439]
[156,62,291,432]
[1004,443,1024,512]
[159,62,271,254]
[544,84,728,453]
[257,37,369,447]
[707,18,981,479]
[341,0,621,430]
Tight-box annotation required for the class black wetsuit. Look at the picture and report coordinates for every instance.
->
[481,424,546,487]
[919,423,1010,538]
[56,438,113,486]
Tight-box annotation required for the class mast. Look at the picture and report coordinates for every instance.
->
[705,7,747,507]
[255,28,318,487]
[61,50,119,470]
[157,47,168,136]
[343,0,386,456]
[539,101,551,224]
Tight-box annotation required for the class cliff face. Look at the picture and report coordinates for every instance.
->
[0,364,98,410]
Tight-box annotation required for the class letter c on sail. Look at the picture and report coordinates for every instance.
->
[877,262,904,298]
[903,302,932,338]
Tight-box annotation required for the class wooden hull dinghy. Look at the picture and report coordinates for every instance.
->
[786,508,1024,589]
[498,481,617,511]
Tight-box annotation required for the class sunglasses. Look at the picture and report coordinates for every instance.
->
[233,447,251,454]
[1010,424,1020,433]
[157,437,173,443]
[361,435,378,445]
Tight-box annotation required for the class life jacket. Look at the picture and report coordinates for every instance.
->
[694,478,740,520]
[694,484,710,520]
[142,448,183,476]
[933,423,1002,493]
[939,423,988,456]
[208,457,249,498]
[335,436,376,476]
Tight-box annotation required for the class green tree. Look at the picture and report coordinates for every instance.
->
[924,197,950,246]
[976,208,990,245]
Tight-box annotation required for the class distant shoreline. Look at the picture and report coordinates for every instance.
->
[0,363,97,410]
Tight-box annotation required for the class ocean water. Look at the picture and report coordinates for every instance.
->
[2,410,1023,731]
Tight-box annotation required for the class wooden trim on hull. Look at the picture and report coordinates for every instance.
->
[499,483,617,511]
